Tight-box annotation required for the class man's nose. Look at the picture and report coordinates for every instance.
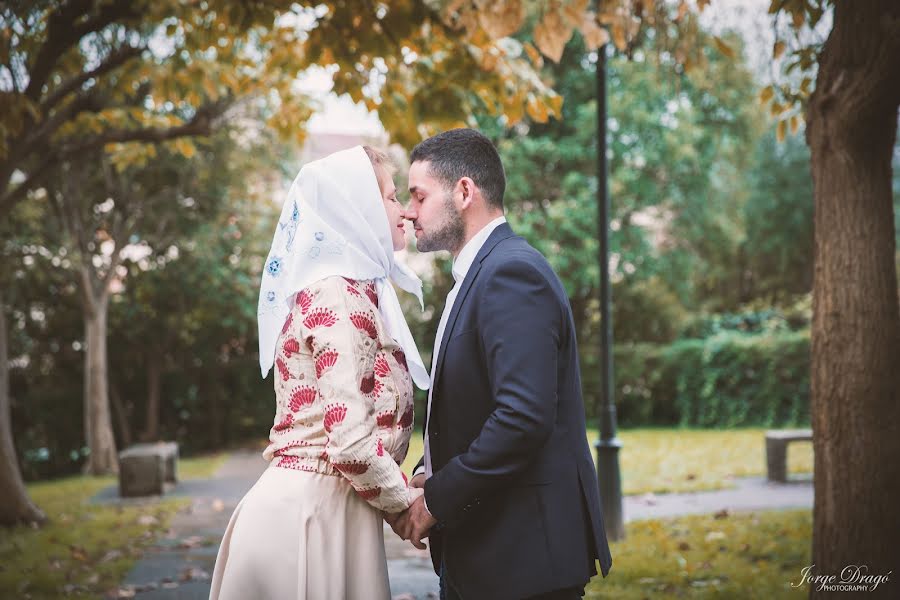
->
[404,207,416,220]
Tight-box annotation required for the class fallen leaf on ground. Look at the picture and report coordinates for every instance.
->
[137,514,158,526]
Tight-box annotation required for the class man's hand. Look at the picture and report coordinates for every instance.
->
[409,473,426,489]
[401,493,437,550]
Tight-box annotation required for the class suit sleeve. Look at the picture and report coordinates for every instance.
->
[423,258,562,524]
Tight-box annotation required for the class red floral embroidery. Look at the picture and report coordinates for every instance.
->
[289,386,317,412]
[323,403,347,433]
[360,373,376,394]
[277,455,301,468]
[343,277,358,285]
[273,413,294,433]
[296,290,312,314]
[276,357,292,381]
[392,349,408,372]
[401,472,408,486]
[374,354,391,377]
[283,337,300,358]
[315,349,339,378]
[398,404,414,430]
[356,486,381,501]
[346,284,362,297]
[376,438,385,456]
[376,411,394,428]
[350,312,377,339]
[303,307,338,329]
[364,379,383,400]
[281,313,294,335]
[365,282,379,307]
[275,440,311,456]
[333,461,369,475]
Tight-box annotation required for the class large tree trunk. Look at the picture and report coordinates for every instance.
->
[806,1,900,596]
[140,352,162,442]
[0,290,46,526]
[82,294,118,475]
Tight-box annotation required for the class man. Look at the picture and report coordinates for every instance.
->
[392,128,612,599]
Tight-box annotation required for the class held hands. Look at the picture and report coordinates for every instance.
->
[384,474,436,550]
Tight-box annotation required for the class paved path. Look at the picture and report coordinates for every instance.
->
[99,451,812,599]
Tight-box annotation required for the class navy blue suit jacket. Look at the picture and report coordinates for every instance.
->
[421,223,612,599]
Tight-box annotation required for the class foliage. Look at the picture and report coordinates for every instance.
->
[605,332,811,429]
[1,0,563,216]
[584,509,812,599]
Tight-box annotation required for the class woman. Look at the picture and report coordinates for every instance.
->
[209,145,430,600]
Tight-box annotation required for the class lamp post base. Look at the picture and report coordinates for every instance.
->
[595,437,625,541]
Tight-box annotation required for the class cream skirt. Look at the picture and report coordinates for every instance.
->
[209,464,391,600]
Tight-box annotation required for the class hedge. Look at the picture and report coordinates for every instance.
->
[581,330,810,428]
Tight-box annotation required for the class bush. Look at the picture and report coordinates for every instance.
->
[583,330,810,428]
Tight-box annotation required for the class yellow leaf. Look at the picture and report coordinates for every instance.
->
[776,119,786,142]
[548,93,563,117]
[533,10,573,63]
[523,41,544,68]
[578,12,610,51]
[562,0,589,26]
[789,114,800,134]
[713,36,735,59]
[611,22,627,51]
[800,77,813,94]
[525,95,549,123]
[758,85,774,104]
[476,0,525,39]
[770,101,783,117]
[773,40,787,59]
[791,10,805,29]
[697,0,711,10]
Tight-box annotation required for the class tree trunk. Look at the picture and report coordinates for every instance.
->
[0,290,46,526]
[141,353,162,442]
[806,1,900,596]
[82,295,118,475]
[109,377,132,448]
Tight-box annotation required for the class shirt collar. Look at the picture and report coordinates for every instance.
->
[451,216,507,283]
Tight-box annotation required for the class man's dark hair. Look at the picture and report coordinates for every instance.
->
[410,128,506,210]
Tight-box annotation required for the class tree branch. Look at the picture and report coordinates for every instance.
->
[24,0,137,102]
[41,44,145,112]
[0,99,231,219]
[59,100,230,155]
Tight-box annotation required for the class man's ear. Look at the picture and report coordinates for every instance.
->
[458,177,477,210]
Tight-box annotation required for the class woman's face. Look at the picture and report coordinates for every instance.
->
[375,165,407,251]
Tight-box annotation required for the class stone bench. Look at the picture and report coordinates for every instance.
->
[765,429,812,483]
[118,442,179,497]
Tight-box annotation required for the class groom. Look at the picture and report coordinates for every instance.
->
[392,128,612,599]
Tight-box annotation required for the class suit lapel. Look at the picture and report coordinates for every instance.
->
[432,223,515,388]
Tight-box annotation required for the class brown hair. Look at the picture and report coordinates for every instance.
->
[363,145,395,194]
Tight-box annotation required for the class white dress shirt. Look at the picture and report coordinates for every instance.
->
[418,216,507,480]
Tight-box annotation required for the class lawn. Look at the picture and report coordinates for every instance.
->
[585,509,812,599]
[401,428,813,495]
[0,453,225,600]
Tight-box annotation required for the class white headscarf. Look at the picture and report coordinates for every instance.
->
[257,145,430,390]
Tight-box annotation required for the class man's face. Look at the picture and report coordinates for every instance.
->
[406,160,465,254]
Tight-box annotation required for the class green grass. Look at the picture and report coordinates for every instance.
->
[585,509,812,599]
[0,452,226,599]
[179,451,228,479]
[402,427,813,495]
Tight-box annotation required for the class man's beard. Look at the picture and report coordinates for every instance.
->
[416,192,465,253]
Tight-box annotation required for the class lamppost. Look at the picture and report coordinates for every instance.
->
[594,42,625,541]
